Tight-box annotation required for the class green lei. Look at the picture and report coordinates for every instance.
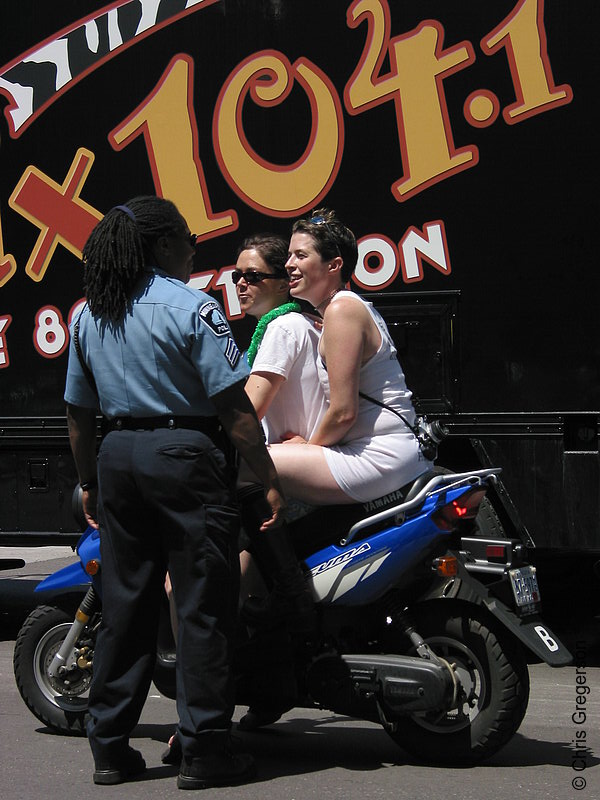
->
[246,301,301,367]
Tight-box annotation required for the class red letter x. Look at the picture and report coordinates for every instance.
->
[9,147,102,282]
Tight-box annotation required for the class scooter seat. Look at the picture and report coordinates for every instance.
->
[403,469,440,501]
[289,470,440,559]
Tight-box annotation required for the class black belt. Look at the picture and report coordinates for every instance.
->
[104,415,222,436]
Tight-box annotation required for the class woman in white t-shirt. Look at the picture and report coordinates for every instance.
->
[234,234,326,444]
[233,234,325,731]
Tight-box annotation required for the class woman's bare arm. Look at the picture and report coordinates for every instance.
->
[244,371,285,421]
[308,297,366,446]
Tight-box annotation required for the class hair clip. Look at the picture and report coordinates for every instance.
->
[309,215,326,224]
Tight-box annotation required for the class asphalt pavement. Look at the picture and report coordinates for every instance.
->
[1,636,599,800]
[0,545,76,634]
[1,546,599,798]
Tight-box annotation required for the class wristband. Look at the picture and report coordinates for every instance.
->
[80,478,98,491]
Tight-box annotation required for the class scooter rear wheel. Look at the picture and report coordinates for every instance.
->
[387,601,529,764]
[13,604,93,736]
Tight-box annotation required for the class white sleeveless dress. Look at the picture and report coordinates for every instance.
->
[318,292,432,502]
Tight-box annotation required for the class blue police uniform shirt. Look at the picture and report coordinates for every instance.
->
[64,268,248,418]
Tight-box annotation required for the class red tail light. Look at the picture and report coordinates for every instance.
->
[486,544,507,561]
[432,488,487,530]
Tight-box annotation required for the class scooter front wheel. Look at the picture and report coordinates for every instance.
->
[387,602,530,764]
[13,604,93,736]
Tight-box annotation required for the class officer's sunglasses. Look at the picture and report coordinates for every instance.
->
[231,269,287,285]
[189,233,199,249]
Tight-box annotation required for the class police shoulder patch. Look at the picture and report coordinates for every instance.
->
[199,301,231,337]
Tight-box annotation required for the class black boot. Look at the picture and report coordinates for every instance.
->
[238,485,316,632]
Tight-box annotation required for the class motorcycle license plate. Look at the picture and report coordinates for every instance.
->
[509,565,540,613]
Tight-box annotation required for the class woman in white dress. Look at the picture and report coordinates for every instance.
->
[265,208,432,505]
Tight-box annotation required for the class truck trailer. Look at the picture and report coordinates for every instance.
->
[0,0,597,622]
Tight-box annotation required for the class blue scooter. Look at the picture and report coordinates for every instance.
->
[13,468,572,765]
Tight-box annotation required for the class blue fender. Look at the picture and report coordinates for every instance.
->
[34,560,91,594]
[34,525,97,595]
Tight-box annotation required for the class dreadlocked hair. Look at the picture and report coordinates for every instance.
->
[83,195,186,322]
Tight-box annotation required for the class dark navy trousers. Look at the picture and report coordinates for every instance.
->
[87,427,240,763]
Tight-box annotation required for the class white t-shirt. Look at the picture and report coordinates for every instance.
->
[251,312,326,444]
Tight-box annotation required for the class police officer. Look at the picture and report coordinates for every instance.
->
[64,196,285,789]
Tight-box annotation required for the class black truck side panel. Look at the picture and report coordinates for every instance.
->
[0,1,597,556]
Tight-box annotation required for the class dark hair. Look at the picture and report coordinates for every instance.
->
[292,208,358,283]
[236,233,288,277]
[83,195,186,322]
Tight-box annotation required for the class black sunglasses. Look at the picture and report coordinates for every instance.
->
[308,215,341,256]
[231,269,287,285]
[189,233,198,249]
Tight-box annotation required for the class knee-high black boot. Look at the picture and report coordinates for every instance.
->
[238,485,315,632]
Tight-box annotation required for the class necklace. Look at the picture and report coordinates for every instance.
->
[314,287,343,314]
[246,301,301,367]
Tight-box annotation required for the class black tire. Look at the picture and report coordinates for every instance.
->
[388,601,530,765]
[475,496,505,538]
[13,604,94,736]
